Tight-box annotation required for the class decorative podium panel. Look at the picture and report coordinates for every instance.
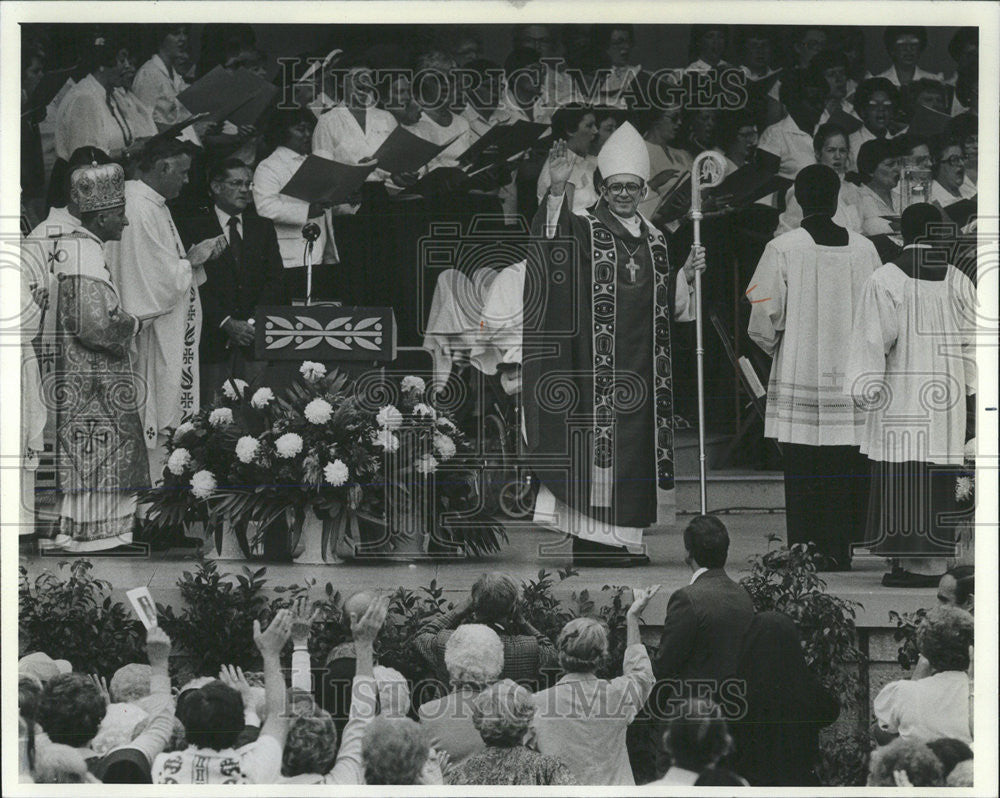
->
[255,305,397,362]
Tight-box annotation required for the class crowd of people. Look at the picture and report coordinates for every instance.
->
[17,516,975,786]
[19,25,978,570]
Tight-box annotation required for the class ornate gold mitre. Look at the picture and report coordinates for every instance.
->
[70,162,125,213]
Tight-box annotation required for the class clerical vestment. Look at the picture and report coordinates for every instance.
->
[522,194,694,545]
[109,180,203,468]
[50,229,148,550]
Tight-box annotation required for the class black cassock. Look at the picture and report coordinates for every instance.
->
[522,194,693,544]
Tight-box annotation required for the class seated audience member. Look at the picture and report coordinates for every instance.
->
[253,109,337,298]
[179,156,287,403]
[418,624,504,766]
[867,738,944,787]
[531,586,659,786]
[152,610,294,784]
[413,572,558,689]
[37,628,175,783]
[647,698,736,786]
[732,611,840,786]
[362,717,446,785]
[928,137,976,209]
[109,663,158,714]
[654,516,755,688]
[449,679,578,786]
[874,606,973,745]
[926,738,974,782]
[279,596,389,784]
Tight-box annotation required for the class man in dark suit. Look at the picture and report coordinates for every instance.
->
[653,515,756,691]
[179,157,287,402]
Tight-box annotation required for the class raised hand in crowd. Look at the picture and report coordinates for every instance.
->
[626,584,660,647]
[87,673,111,704]
[254,609,294,744]
[146,624,172,670]
[418,744,451,785]
[219,663,256,708]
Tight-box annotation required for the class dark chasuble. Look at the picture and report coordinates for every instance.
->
[522,193,691,535]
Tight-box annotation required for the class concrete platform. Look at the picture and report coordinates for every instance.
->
[20,511,933,629]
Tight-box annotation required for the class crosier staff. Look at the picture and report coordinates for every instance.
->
[689,151,727,514]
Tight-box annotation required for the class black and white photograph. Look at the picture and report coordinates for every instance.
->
[2,1,996,793]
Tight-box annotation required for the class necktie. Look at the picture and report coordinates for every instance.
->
[227,216,242,266]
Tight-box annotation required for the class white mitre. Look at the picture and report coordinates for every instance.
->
[597,121,650,182]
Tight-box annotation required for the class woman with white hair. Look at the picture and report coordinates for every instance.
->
[530,586,659,785]
[450,679,577,785]
[418,623,504,766]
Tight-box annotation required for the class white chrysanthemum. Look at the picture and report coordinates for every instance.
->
[304,398,334,425]
[371,429,400,453]
[955,476,973,501]
[401,375,426,395]
[376,405,403,430]
[167,448,192,475]
[208,407,234,427]
[173,421,195,441]
[324,459,350,486]
[413,402,437,419]
[235,435,260,464]
[433,432,456,460]
[436,416,457,432]
[300,361,327,382]
[250,387,274,408]
[415,454,439,475]
[190,470,217,499]
[275,432,304,458]
[221,378,249,400]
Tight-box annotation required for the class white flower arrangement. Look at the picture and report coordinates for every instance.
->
[955,475,973,502]
[173,421,195,441]
[222,378,249,401]
[235,436,260,464]
[250,387,274,408]
[167,448,192,475]
[436,417,457,433]
[413,402,437,420]
[324,459,350,486]
[300,361,327,382]
[304,398,334,425]
[372,428,400,453]
[376,404,403,430]
[190,469,217,499]
[209,408,234,427]
[415,453,439,475]
[275,432,304,458]
[401,375,426,395]
[433,432,456,460]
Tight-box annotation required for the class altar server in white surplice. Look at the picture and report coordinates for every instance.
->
[108,137,226,483]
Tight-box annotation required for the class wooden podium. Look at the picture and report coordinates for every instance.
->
[254,303,397,385]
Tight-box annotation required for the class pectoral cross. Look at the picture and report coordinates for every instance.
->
[625,257,639,283]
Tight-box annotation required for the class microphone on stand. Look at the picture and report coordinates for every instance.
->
[302,222,321,306]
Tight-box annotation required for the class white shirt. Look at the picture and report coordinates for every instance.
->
[747,227,881,446]
[856,183,900,238]
[153,735,283,784]
[846,260,977,464]
[312,104,397,181]
[929,176,977,207]
[253,146,334,268]
[404,111,473,171]
[758,114,816,181]
[132,54,191,129]
[215,207,242,244]
[874,670,972,743]
[876,64,944,87]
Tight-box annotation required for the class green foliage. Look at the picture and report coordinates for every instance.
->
[377,580,453,682]
[156,559,272,676]
[18,561,146,677]
[815,726,871,787]
[888,607,928,670]
[521,567,578,642]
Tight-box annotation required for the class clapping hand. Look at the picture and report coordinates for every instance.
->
[627,585,661,619]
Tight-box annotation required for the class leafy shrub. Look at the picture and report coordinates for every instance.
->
[19,560,146,677]
[521,568,578,642]
[888,608,927,670]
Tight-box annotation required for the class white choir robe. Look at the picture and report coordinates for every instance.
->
[108,179,203,481]
[253,146,336,268]
[845,258,977,466]
[132,54,190,130]
[54,75,158,161]
[746,227,881,447]
[404,111,473,172]
[312,104,397,184]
